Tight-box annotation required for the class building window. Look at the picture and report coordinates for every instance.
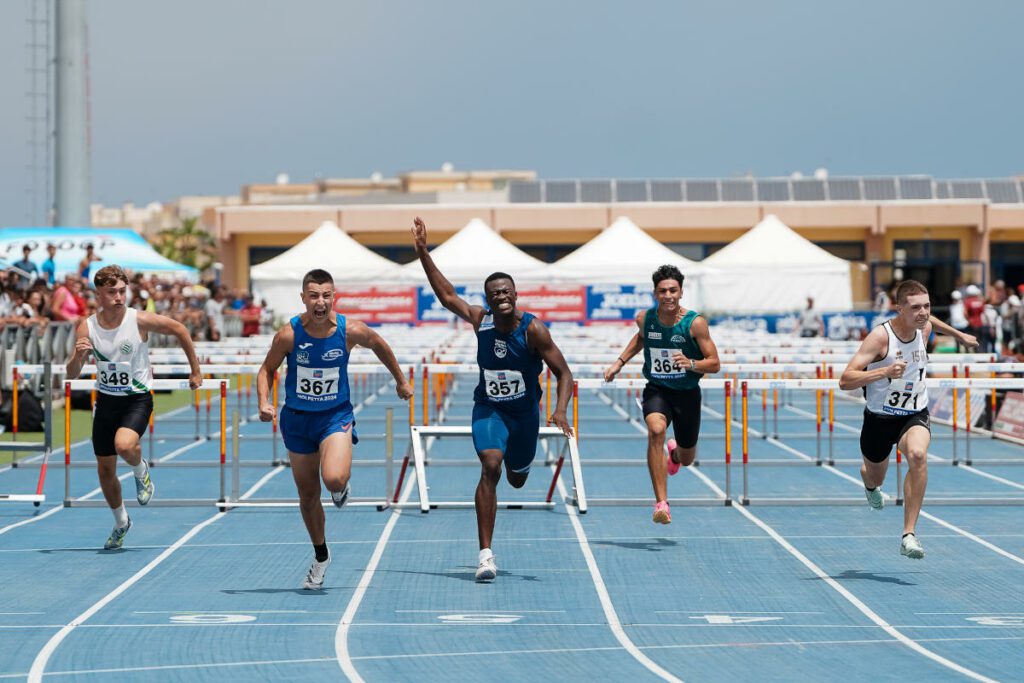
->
[519,245,579,263]
[814,241,866,261]
[368,246,417,265]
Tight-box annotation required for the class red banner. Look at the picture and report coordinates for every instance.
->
[333,287,417,324]
[994,391,1024,440]
[515,285,586,322]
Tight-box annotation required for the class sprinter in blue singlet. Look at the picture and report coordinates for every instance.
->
[257,269,412,590]
[412,217,574,583]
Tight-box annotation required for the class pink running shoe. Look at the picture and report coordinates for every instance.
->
[652,500,672,524]
[666,438,680,476]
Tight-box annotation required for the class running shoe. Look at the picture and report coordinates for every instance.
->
[303,555,331,590]
[134,462,154,506]
[475,554,497,582]
[331,483,351,509]
[900,533,925,559]
[103,517,132,550]
[864,486,883,510]
[652,500,672,524]
[666,438,680,476]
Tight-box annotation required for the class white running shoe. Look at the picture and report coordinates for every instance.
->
[135,463,154,506]
[475,555,497,582]
[900,533,925,559]
[303,555,331,589]
[864,486,883,510]
[331,483,350,509]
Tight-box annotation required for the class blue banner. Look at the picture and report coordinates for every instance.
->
[586,284,653,322]
[709,311,894,339]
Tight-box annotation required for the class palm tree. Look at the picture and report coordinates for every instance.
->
[154,218,217,272]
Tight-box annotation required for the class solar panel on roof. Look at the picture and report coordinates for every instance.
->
[685,180,718,202]
[792,179,826,201]
[756,180,790,201]
[898,178,933,200]
[984,180,1021,203]
[951,181,984,199]
[580,180,612,203]
[615,180,649,202]
[651,180,684,201]
[863,178,897,200]
[934,181,951,199]
[827,179,862,200]
[544,181,578,203]
[721,179,754,201]
[509,180,542,203]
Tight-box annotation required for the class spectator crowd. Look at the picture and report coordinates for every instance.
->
[1,243,275,340]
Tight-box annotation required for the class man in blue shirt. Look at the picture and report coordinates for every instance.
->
[256,269,413,590]
[41,244,58,286]
[412,217,574,583]
[13,245,38,291]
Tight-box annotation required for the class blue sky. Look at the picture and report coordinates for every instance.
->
[1,0,1021,226]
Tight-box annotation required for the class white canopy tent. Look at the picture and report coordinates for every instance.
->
[700,214,853,314]
[401,218,559,284]
[551,216,709,309]
[251,221,414,316]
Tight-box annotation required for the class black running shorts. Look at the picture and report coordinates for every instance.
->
[641,383,702,449]
[92,392,153,456]
[859,408,931,463]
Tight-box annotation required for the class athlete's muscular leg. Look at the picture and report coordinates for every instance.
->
[319,429,353,494]
[670,444,697,467]
[475,449,503,550]
[899,426,930,535]
[290,451,325,546]
[861,455,890,490]
[113,428,142,467]
[645,413,670,502]
[96,456,123,509]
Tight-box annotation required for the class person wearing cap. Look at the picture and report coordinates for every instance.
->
[963,284,986,351]
[949,289,969,351]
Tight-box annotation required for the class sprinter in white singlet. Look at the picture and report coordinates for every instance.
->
[839,279,977,560]
[66,266,202,550]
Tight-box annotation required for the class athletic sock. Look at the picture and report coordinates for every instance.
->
[314,542,329,563]
[132,461,148,478]
[479,548,493,563]
[865,486,878,492]
[902,532,915,539]
[112,504,129,528]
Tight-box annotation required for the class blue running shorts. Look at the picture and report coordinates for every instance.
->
[471,402,540,474]
[280,404,358,455]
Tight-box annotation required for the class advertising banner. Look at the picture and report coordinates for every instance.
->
[333,286,417,324]
[993,391,1024,439]
[586,284,653,322]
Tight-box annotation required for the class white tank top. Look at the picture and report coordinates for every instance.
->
[87,308,153,395]
[864,321,928,416]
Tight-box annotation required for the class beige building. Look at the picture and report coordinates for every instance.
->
[211,172,1024,308]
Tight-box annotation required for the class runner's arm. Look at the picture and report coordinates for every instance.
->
[347,320,413,398]
[529,319,574,436]
[65,318,92,380]
[257,325,292,413]
[839,327,897,390]
[411,217,484,326]
[138,311,202,387]
[928,314,979,349]
[689,316,721,374]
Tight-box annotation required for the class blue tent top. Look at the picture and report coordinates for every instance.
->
[0,227,199,280]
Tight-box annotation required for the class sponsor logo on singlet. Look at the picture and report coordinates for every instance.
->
[494,339,507,358]
[120,342,133,354]
[647,331,662,340]
[322,348,344,361]
[670,334,684,343]
[296,350,309,364]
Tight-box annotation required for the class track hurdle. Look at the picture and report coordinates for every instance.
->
[60,379,230,507]
[0,365,53,505]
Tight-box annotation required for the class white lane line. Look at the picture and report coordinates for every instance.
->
[334,423,423,680]
[7,635,1024,680]
[731,503,998,683]
[26,464,285,683]
[555,476,684,683]
[919,511,1024,568]
[0,403,204,537]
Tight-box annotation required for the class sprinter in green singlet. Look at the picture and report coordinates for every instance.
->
[605,265,721,524]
